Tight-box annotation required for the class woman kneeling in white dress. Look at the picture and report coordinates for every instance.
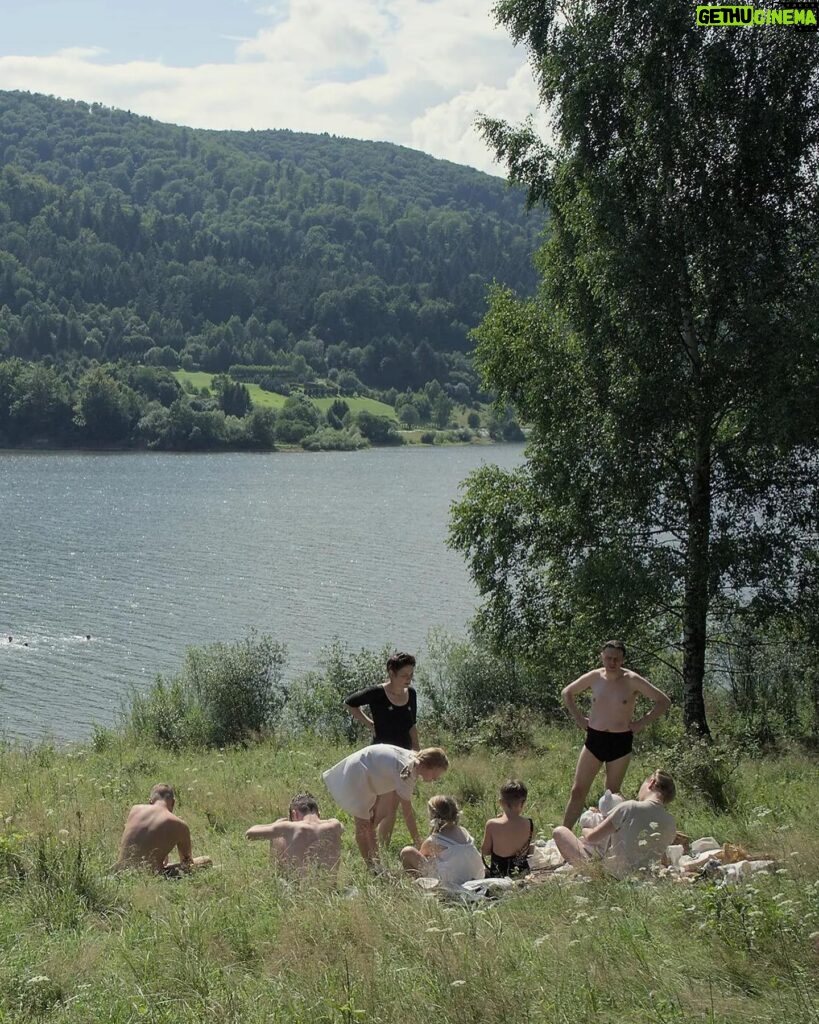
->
[400,794,485,885]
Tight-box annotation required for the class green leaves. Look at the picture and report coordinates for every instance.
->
[453,1,819,730]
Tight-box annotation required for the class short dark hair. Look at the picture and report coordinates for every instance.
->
[289,792,319,817]
[386,651,416,674]
[500,779,528,804]
[149,783,175,805]
[601,640,627,658]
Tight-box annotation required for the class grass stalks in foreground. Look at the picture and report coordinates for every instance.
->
[0,730,817,1023]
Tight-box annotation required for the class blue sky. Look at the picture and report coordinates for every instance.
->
[4,0,266,67]
[0,0,545,174]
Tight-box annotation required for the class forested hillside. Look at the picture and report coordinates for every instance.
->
[0,91,541,397]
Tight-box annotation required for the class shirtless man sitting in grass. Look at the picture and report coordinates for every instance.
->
[114,783,212,877]
[246,793,343,875]
[562,640,671,829]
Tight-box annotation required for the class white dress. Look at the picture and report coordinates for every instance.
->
[424,829,485,885]
[322,743,417,819]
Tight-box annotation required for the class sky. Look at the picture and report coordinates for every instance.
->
[0,0,546,176]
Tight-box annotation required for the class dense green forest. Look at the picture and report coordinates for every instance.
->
[0,90,540,449]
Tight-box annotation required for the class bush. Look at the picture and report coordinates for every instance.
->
[717,617,818,746]
[300,427,368,451]
[355,411,404,446]
[420,431,436,444]
[417,629,560,736]
[475,704,540,752]
[283,639,393,742]
[125,633,288,748]
[664,735,739,811]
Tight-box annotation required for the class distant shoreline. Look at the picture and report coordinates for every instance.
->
[0,437,509,457]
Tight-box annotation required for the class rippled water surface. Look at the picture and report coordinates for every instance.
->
[0,445,523,740]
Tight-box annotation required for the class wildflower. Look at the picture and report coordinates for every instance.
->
[451,980,466,987]
[638,840,648,847]
[775,869,789,875]
[650,822,659,829]
[533,936,549,948]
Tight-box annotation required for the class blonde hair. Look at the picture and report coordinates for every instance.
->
[427,794,460,833]
[651,770,676,803]
[149,783,175,805]
[399,746,449,779]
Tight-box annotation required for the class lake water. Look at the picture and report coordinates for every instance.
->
[0,444,523,741]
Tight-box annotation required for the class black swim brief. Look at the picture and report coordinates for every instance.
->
[584,727,633,763]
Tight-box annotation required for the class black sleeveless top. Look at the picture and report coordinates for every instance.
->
[487,818,534,877]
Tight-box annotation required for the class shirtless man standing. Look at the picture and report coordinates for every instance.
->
[245,793,343,875]
[561,641,670,829]
[114,783,212,876]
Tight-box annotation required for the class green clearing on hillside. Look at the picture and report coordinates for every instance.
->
[0,728,816,1024]
[173,370,397,419]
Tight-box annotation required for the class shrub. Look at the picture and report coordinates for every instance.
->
[420,431,436,444]
[664,735,739,811]
[300,427,368,451]
[476,704,539,752]
[417,629,560,735]
[355,411,403,446]
[125,633,288,748]
[283,639,393,741]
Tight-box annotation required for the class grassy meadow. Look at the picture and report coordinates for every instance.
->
[0,726,817,1023]
[172,370,398,420]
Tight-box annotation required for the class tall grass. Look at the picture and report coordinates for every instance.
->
[0,730,817,1023]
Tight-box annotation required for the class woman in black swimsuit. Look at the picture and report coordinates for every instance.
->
[344,651,419,844]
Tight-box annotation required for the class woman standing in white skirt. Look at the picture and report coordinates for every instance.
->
[322,744,449,866]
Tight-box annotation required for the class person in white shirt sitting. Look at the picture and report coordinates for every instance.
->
[400,794,485,885]
[552,771,677,878]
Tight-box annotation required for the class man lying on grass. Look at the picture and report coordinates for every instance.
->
[114,783,212,877]
[246,792,343,876]
[552,771,676,878]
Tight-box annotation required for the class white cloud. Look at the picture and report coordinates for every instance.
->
[410,64,548,174]
[0,0,544,175]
